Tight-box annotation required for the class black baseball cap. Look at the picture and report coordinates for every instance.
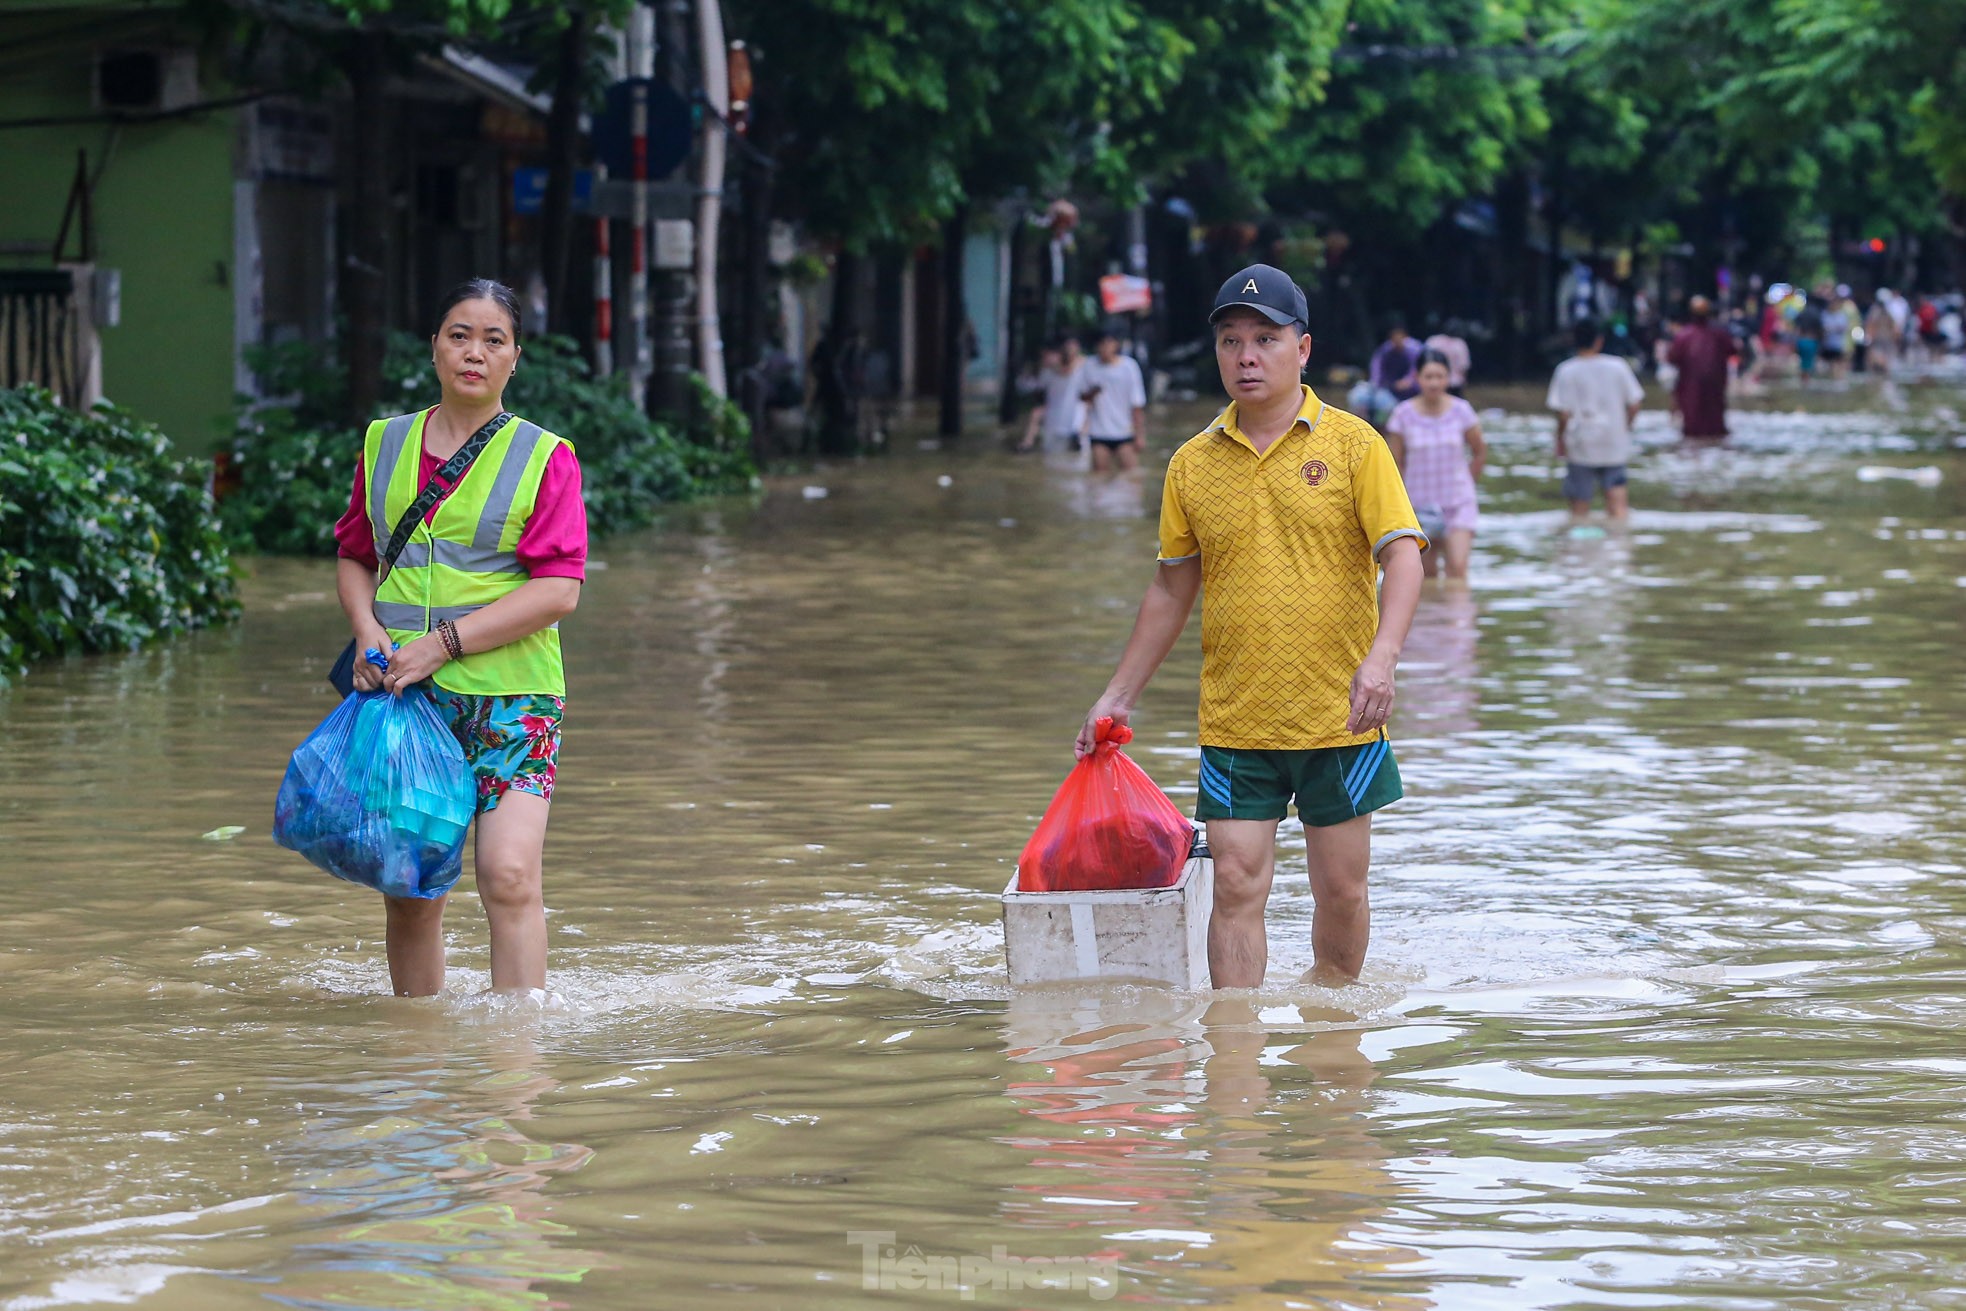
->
[1209,264,1309,329]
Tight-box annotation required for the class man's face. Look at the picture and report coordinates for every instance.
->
[1096,335,1120,362]
[1214,310,1310,407]
[1061,340,1082,364]
[1387,328,1407,348]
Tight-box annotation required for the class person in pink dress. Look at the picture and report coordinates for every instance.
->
[1384,350,1486,580]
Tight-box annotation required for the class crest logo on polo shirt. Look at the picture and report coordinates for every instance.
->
[1300,459,1329,487]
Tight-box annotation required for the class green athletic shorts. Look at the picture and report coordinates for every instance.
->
[1196,736,1403,828]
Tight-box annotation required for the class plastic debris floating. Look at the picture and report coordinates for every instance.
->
[1855,465,1943,487]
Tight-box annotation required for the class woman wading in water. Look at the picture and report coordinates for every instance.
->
[333,278,587,995]
[1384,349,1485,580]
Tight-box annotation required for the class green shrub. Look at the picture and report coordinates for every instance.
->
[215,400,355,555]
[0,387,239,686]
[223,334,758,554]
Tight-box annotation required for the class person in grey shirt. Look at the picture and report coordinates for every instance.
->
[1547,317,1644,519]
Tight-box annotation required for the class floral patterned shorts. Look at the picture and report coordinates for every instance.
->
[428,689,564,814]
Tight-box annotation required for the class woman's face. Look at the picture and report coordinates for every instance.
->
[431,297,519,402]
[1417,361,1450,399]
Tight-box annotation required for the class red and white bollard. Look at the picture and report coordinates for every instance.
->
[627,3,652,407]
[592,161,613,377]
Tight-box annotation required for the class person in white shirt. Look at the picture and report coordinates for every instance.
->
[1018,337,1088,455]
[1546,317,1645,519]
[1077,330,1148,472]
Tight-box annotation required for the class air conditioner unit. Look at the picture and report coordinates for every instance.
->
[95,48,199,113]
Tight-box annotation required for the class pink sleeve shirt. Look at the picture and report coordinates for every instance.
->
[334,439,588,581]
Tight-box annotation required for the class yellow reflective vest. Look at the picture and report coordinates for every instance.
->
[363,408,570,696]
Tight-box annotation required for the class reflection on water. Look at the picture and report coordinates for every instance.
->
[1056,466,1152,522]
[268,1023,599,1310]
[1399,586,1480,741]
[1,393,1964,1308]
[1002,992,1430,1307]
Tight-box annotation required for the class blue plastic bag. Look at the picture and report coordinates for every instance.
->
[273,649,476,900]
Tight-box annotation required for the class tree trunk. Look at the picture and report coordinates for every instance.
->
[1543,179,1564,338]
[1947,193,1966,293]
[997,214,1026,425]
[540,5,593,339]
[1496,172,1528,378]
[937,203,968,438]
[343,30,390,426]
[737,147,774,465]
[813,249,858,455]
[828,248,858,345]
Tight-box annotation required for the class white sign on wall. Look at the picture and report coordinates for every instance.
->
[653,219,694,271]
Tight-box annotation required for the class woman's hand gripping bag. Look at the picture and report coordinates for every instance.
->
[1017,717,1194,892]
[273,659,475,900]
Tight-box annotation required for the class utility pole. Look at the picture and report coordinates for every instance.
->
[651,0,695,414]
[592,161,613,377]
[342,30,389,425]
[938,203,968,438]
[628,3,654,408]
[693,0,728,398]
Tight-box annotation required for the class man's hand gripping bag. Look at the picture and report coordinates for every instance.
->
[1017,717,1193,892]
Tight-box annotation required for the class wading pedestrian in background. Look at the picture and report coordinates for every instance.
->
[1018,336,1088,457]
[1666,296,1738,440]
[1864,292,1900,375]
[1549,317,1644,519]
[1386,350,1485,580]
[1078,330,1148,472]
[1814,291,1843,379]
[1077,264,1425,989]
[333,278,587,997]
[1365,321,1421,420]
[1794,293,1825,378]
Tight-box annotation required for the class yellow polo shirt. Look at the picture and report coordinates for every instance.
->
[1158,385,1425,750]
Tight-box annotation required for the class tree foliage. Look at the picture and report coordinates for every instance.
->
[1578,0,1958,269]
[1270,0,1551,231]
[729,0,1352,248]
[731,0,1146,249]
[0,389,239,687]
[1768,0,1966,198]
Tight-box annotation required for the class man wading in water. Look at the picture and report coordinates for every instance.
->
[1077,265,1426,988]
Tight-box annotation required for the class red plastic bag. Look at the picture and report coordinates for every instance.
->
[1017,718,1194,892]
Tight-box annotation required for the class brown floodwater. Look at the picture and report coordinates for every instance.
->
[2,386,1964,1308]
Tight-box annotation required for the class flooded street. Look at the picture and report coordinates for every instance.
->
[3,389,1965,1309]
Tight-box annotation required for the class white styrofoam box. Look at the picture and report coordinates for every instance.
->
[1001,854,1213,989]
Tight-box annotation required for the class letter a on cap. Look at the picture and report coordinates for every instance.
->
[1243,279,1259,293]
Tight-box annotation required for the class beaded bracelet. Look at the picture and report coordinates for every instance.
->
[436,618,464,660]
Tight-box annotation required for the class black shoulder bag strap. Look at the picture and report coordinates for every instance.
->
[377,410,512,575]
[328,410,511,695]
